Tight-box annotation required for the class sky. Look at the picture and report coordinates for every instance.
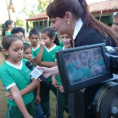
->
[0,0,107,23]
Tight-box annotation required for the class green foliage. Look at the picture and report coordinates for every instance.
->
[16,19,25,27]
[37,0,53,12]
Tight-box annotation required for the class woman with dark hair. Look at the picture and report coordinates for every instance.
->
[2,20,15,37]
[46,0,118,47]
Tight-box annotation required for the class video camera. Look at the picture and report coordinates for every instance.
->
[56,43,118,118]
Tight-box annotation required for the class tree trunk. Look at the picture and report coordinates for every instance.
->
[5,0,16,22]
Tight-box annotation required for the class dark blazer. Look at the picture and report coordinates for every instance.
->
[74,27,116,47]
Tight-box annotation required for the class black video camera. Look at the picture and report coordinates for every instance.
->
[56,43,118,118]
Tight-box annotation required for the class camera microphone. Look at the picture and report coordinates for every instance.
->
[25,61,49,85]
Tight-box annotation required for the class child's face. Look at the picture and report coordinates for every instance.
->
[29,34,39,47]
[90,59,94,66]
[8,22,15,30]
[98,53,102,59]
[23,48,32,60]
[80,53,87,66]
[87,52,92,59]
[4,40,23,63]
[15,32,25,41]
[61,34,72,49]
[41,33,53,47]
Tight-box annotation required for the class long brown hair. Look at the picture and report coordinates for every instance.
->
[47,0,118,46]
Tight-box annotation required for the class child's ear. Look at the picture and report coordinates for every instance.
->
[2,49,8,55]
[51,37,55,42]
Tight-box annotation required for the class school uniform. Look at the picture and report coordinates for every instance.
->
[32,45,40,59]
[31,45,45,118]
[0,59,36,118]
[40,45,62,116]
[6,31,11,36]
[54,47,70,118]
[55,74,70,118]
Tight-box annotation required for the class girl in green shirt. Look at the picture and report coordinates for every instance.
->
[0,35,39,118]
[1,20,15,90]
[2,20,15,37]
[34,28,62,117]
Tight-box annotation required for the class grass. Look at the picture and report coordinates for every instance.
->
[0,81,68,118]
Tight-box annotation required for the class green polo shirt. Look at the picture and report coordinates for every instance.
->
[0,59,34,106]
[42,45,63,82]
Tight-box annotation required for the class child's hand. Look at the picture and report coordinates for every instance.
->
[40,40,45,48]
[24,115,33,118]
[5,92,14,100]
[58,86,64,93]
[36,95,41,104]
[52,75,59,88]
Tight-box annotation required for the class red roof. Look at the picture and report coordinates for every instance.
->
[26,0,118,21]
[26,12,48,21]
[89,0,118,15]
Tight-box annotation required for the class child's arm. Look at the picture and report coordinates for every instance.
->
[52,75,59,88]
[70,60,80,69]
[58,86,65,93]
[35,41,45,65]
[9,86,33,118]
[6,79,39,99]
[29,58,35,64]
[41,61,57,67]
[20,79,39,96]
[35,81,41,104]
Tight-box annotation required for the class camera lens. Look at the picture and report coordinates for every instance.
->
[93,82,118,118]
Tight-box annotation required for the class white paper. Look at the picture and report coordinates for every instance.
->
[30,66,43,79]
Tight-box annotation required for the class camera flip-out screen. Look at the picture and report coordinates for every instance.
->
[56,43,113,93]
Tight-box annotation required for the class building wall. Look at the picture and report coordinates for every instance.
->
[33,19,49,32]
[94,13,113,26]
[32,13,113,31]
[95,16,113,26]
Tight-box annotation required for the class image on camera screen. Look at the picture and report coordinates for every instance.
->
[64,47,107,85]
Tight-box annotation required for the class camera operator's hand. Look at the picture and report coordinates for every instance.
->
[52,75,59,87]
[59,86,64,93]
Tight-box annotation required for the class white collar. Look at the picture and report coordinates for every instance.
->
[63,47,65,50]
[73,18,83,40]
[45,45,56,52]
[6,60,23,70]
[32,45,40,51]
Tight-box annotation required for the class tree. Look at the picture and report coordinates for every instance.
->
[16,19,25,27]
[5,0,16,22]
[37,0,53,13]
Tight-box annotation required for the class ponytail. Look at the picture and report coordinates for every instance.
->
[54,34,60,46]
[2,20,13,37]
[2,24,6,37]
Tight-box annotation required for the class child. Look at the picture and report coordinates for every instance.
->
[88,57,102,76]
[23,43,32,61]
[2,20,15,37]
[52,34,72,118]
[65,53,85,83]
[23,43,46,118]
[1,20,15,90]
[60,34,72,49]
[35,28,62,117]
[28,28,41,59]
[79,51,91,79]
[0,34,39,118]
[11,27,25,41]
